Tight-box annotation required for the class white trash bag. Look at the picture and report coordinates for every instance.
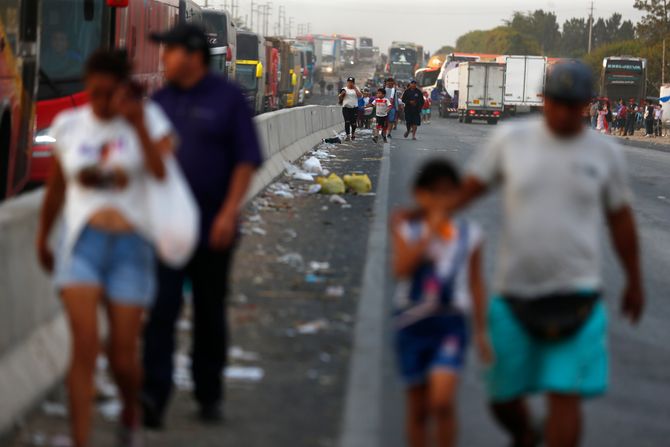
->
[145,156,200,268]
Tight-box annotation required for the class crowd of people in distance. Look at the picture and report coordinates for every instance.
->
[337,76,434,143]
[588,98,665,137]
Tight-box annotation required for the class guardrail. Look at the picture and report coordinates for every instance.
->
[0,104,343,435]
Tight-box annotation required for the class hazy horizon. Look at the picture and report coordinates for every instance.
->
[197,0,644,54]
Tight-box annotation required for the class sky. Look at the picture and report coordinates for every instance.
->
[199,0,645,54]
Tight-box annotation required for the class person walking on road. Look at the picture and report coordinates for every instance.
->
[142,24,263,428]
[36,50,174,447]
[625,100,637,136]
[385,77,401,139]
[449,62,644,447]
[402,80,424,140]
[339,76,362,141]
[422,90,432,124]
[370,88,392,143]
[392,159,492,447]
[589,99,599,129]
[319,78,326,95]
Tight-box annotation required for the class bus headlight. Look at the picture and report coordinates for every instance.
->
[33,128,56,146]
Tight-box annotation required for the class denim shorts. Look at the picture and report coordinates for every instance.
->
[55,226,156,307]
[395,314,469,386]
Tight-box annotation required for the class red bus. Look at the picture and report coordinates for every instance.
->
[29,0,180,183]
[0,0,38,198]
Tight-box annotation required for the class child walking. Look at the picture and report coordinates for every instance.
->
[422,91,432,124]
[371,88,392,143]
[391,159,492,447]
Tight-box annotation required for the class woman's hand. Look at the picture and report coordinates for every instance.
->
[112,83,144,128]
[36,234,54,273]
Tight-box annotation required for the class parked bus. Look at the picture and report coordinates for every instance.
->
[203,8,236,79]
[30,0,180,184]
[601,56,647,105]
[0,0,38,198]
[235,30,264,114]
[358,37,373,64]
[387,42,419,83]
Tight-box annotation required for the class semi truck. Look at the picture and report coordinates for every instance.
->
[498,55,546,114]
[457,62,505,125]
[235,30,265,114]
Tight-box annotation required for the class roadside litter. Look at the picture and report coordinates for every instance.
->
[316,173,345,194]
[326,285,345,298]
[277,252,304,271]
[302,156,324,174]
[323,137,341,144]
[225,366,264,382]
[229,346,260,362]
[269,182,295,198]
[296,319,329,334]
[329,194,348,206]
[344,173,372,193]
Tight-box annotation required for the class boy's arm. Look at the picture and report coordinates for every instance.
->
[469,243,493,364]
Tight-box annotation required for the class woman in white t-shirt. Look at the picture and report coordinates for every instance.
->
[36,50,174,447]
[338,76,362,140]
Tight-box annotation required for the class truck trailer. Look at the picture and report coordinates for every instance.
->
[457,62,505,125]
[498,55,546,114]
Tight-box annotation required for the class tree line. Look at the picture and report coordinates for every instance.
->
[434,1,670,95]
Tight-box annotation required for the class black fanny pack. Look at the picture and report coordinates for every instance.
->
[503,291,600,341]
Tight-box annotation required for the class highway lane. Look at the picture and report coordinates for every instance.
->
[378,116,670,446]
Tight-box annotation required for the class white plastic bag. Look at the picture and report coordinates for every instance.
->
[145,156,200,268]
[302,156,323,174]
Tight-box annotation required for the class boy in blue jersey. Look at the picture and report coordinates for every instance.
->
[391,159,492,447]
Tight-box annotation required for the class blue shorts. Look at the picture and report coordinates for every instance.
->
[421,109,431,116]
[55,226,156,307]
[395,314,468,386]
[486,297,608,402]
[388,108,397,123]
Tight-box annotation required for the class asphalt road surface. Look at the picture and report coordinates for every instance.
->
[378,115,670,446]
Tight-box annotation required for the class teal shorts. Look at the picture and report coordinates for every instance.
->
[486,297,608,402]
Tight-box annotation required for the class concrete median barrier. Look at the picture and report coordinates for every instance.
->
[0,105,343,435]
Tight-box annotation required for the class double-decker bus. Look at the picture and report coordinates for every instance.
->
[28,0,181,184]
[601,56,647,105]
[388,41,419,83]
[0,0,38,198]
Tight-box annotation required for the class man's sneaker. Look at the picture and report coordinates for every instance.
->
[141,395,163,430]
[383,136,388,143]
[387,133,392,139]
[404,130,410,138]
[345,135,351,141]
[199,403,224,424]
[351,134,356,141]
[117,425,144,447]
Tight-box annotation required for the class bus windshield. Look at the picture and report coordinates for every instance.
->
[236,64,257,91]
[390,48,416,65]
[203,11,228,46]
[419,70,439,87]
[39,0,106,100]
[237,34,259,60]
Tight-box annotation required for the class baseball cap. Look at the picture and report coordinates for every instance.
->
[409,79,417,84]
[150,23,209,53]
[544,61,594,103]
[347,77,355,82]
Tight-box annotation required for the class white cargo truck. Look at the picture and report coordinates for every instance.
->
[499,55,547,114]
[457,62,505,125]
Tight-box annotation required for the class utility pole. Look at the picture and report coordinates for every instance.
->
[587,0,594,54]
[288,17,294,38]
[277,5,284,37]
[663,38,667,84]
[249,0,254,31]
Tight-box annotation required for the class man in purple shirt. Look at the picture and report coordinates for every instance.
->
[142,24,263,428]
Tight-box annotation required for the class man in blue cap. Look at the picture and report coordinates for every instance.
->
[448,61,644,447]
[142,23,263,428]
